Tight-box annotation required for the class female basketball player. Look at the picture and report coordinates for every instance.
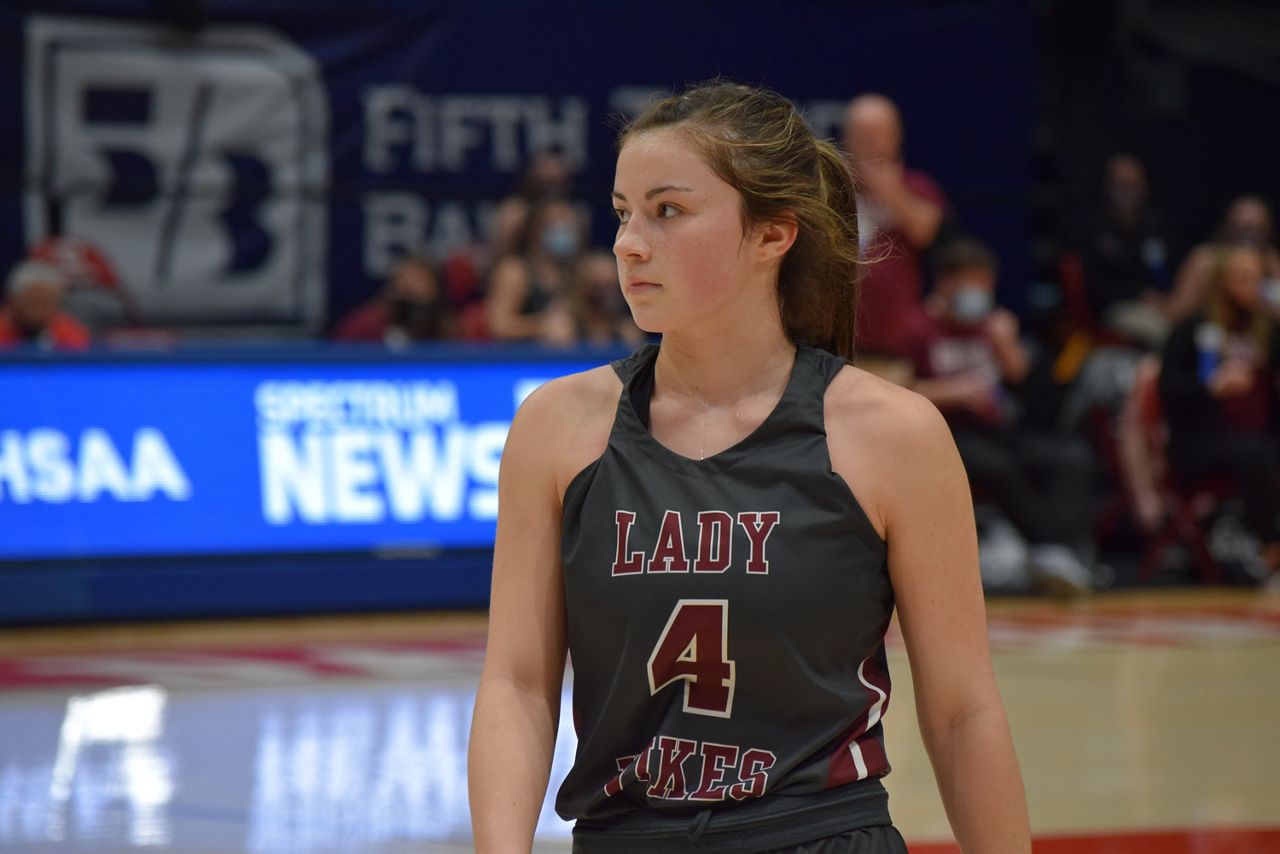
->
[469,81,1031,852]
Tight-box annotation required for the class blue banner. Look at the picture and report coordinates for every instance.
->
[0,1,1034,331]
[0,347,610,560]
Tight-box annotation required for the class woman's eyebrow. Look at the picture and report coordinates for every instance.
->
[611,184,696,202]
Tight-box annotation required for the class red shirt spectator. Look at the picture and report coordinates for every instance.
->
[333,255,457,346]
[843,94,948,360]
[908,311,1008,428]
[858,169,948,356]
[0,261,91,351]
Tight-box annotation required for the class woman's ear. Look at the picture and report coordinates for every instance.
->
[755,215,799,261]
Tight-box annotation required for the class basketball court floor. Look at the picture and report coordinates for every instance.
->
[1,589,1278,852]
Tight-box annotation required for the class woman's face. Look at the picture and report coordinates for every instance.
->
[1221,247,1264,312]
[611,128,759,335]
[1224,198,1271,247]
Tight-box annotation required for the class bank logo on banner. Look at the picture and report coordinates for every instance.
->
[23,17,329,331]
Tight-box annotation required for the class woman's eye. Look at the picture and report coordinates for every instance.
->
[657,203,679,218]
[614,208,630,224]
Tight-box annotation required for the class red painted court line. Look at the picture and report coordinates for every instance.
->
[910,827,1280,853]
[0,636,493,690]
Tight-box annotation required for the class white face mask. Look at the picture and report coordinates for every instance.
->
[1264,278,1280,310]
[541,224,580,259]
[951,287,993,323]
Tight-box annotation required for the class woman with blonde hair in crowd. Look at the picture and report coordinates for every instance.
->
[1159,243,1280,578]
[1166,195,1280,324]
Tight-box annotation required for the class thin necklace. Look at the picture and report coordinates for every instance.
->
[699,398,709,461]
[697,388,763,461]
[657,348,790,461]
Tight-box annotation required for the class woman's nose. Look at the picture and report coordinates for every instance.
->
[613,219,649,262]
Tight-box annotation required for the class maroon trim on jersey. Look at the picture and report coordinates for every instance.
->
[825,647,893,788]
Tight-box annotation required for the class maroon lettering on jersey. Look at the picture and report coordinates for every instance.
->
[646,736,698,799]
[728,748,776,800]
[647,510,690,573]
[688,741,739,802]
[693,511,733,573]
[738,511,781,574]
[611,510,645,576]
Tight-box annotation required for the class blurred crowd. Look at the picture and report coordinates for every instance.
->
[332,148,644,352]
[3,93,1277,595]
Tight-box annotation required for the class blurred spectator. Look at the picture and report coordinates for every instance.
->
[1167,195,1280,324]
[908,238,1096,593]
[563,251,645,347]
[333,255,457,346]
[1080,154,1172,348]
[28,235,137,333]
[1158,244,1280,577]
[485,147,575,269]
[485,198,585,342]
[0,260,91,351]
[842,93,947,378]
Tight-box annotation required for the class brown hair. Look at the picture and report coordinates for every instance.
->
[935,236,1001,278]
[619,80,862,358]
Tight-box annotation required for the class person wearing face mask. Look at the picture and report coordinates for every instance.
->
[333,255,458,346]
[485,198,586,342]
[560,250,647,347]
[1079,154,1173,348]
[1167,195,1280,324]
[908,238,1098,594]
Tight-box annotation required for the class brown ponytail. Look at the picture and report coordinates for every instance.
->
[619,80,863,358]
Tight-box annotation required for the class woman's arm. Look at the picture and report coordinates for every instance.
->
[485,256,546,340]
[468,384,570,851]
[831,371,1030,852]
[986,309,1030,385]
[882,395,1030,852]
[1165,244,1214,323]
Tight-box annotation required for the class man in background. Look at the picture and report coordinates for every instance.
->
[843,93,947,380]
[0,260,91,350]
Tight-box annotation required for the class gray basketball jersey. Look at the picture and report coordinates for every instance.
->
[556,343,895,828]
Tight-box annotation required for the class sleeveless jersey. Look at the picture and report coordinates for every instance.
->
[556,343,896,842]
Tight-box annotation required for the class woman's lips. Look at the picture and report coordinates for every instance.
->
[625,280,661,293]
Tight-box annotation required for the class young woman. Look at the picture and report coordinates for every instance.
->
[1159,244,1280,576]
[469,81,1030,853]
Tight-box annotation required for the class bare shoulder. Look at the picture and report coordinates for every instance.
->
[489,254,529,290]
[825,364,956,537]
[1181,243,1215,272]
[826,363,948,445]
[508,364,622,498]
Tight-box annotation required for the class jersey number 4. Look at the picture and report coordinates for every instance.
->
[646,599,736,718]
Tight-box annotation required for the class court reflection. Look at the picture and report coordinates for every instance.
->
[245,682,576,850]
[0,675,583,850]
[243,681,570,850]
[46,685,172,846]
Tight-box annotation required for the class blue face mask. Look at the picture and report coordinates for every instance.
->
[952,287,993,323]
[542,224,580,259]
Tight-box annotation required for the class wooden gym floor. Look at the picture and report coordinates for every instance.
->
[1,588,1277,852]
